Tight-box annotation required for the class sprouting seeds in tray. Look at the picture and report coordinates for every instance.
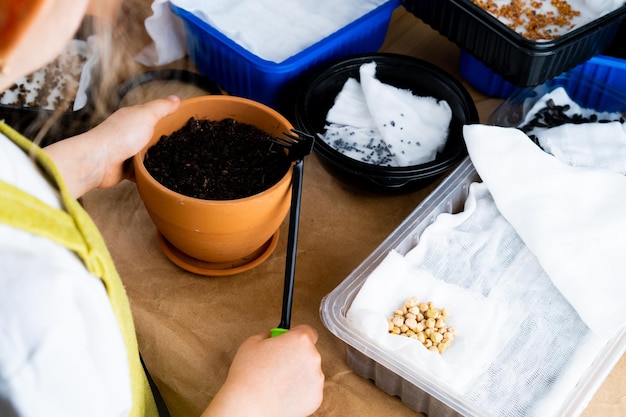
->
[472,0,581,41]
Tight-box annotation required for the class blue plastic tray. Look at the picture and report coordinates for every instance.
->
[460,50,626,99]
[171,1,400,111]
[488,71,626,126]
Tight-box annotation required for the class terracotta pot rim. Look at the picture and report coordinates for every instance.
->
[133,94,295,204]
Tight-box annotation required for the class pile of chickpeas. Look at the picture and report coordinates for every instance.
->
[387,296,456,354]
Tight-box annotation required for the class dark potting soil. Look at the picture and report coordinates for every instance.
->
[144,117,291,200]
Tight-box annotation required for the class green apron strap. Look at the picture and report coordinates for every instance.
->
[0,179,89,259]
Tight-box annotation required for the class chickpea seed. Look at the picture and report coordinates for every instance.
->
[405,317,418,330]
[426,309,439,319]
[387,297,456,355]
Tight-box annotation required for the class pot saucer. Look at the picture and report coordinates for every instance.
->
[156,231,280,276]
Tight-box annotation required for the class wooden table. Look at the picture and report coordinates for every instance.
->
[83,6,625,417]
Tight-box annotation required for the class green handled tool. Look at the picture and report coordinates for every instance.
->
[269,130,314,337]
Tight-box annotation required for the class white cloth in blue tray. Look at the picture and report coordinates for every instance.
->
[136,0,390,65]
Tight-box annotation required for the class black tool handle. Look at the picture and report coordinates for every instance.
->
[275,159,304,333]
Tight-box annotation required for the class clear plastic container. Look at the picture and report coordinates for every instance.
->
[460,51,626,99]
[489,71,626,126]
[320,157,626,416]
[320,75,626,416]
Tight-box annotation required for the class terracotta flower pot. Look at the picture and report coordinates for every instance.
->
[133,95,293,276]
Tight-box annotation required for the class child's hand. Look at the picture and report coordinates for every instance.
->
[203,324,325,417]
[45,96,180,198]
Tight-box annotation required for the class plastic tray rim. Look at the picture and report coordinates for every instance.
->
[170,0,401,71]
[320,155,626,417]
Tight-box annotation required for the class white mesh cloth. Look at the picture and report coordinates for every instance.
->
[464,124,626,337]
[321,62,451,166]
[347,117,626,416]
[183,0,390,62]
[139,0,389,65]
[520,87,626,174]
[347,182,605,416]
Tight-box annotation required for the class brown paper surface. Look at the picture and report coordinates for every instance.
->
[83,150,626,417]
[81,5,625,417]
[84,152,442,417]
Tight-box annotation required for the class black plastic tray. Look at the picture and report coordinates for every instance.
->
[401,0,626,87]
[0,93,92,147]
[295,53,478,191]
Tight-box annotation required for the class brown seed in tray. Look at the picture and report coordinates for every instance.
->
[472,0,581,41]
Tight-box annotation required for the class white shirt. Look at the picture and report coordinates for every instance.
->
[0,132,132,417]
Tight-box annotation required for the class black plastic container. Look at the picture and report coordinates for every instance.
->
[294,53,478,191]
[114,69,222,108]
[0,51,93,147]
[401,0,626,87]
[0,101,92,147]
[458,18,626,98]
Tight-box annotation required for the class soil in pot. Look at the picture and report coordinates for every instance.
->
[144,117,292,200]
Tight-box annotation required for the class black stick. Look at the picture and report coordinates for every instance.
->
[277,158,305,331]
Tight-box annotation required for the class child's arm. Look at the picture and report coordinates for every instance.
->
[44,96,180,198]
